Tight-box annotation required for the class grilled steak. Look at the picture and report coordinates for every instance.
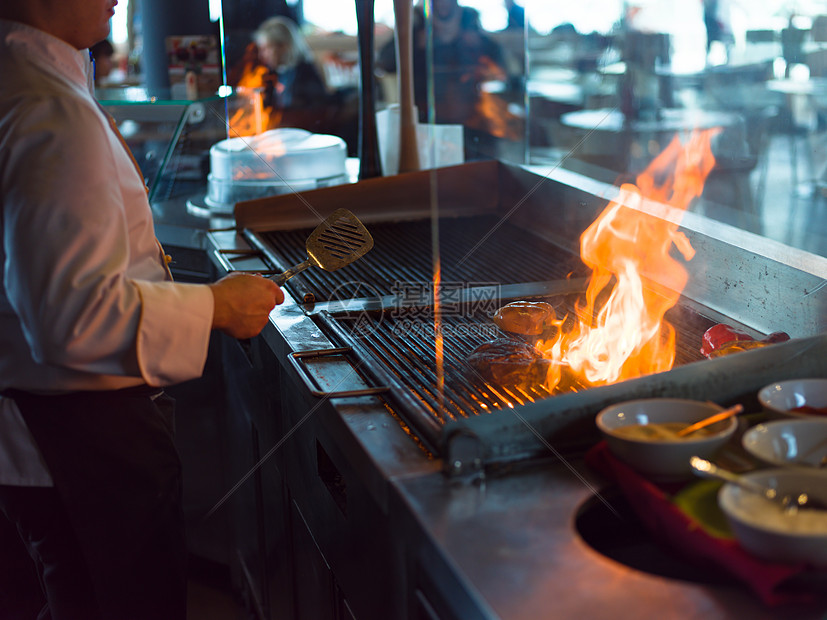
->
[467,338,550,388]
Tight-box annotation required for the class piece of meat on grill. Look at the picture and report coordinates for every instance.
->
[492,301,557,336]
[467,338,550,388]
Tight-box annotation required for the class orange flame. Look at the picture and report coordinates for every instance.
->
[474,90,521,140]
[470,56,521,140]
[228,58,283,138]
[433,259,445,411]
[538,130,718,389]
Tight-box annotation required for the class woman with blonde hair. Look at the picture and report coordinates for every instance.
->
[251,16,327,110]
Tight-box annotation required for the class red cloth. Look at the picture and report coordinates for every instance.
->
[585,441,819,606]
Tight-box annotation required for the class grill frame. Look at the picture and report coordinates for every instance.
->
[219,160,827,475]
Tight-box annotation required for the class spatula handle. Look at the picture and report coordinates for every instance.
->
[270,259,313,286]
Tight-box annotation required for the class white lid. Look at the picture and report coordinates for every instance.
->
[210,127,347,182]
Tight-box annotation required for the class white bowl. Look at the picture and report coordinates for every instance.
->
[758,378,827,420]
[742,419,827,469]
[596,398,738,479]
[718,469,827,567]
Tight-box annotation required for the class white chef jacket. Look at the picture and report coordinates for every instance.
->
[0,20,215,486]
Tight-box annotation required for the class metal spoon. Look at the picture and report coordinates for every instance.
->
[689,456,827,512]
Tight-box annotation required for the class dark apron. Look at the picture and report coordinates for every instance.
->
[3,386,187,620]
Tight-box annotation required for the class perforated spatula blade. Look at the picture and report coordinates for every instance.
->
[270,209,373,286]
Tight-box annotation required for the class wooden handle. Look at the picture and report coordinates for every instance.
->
[393,0,420,173]
[676,404,743,437]
[355,0,382,179]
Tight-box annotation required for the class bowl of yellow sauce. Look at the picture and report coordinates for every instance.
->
[596,399,738,479]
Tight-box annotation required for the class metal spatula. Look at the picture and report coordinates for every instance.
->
[269,209,374,286]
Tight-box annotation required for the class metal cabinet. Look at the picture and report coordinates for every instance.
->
[220,333,292,620]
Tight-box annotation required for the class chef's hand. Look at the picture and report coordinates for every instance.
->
[208,273,284,339]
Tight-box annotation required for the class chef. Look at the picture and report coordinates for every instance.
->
[0,0,283,618]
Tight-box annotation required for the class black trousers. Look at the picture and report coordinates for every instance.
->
[0,387,187,620]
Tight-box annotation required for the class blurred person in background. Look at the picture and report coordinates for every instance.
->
[252,16,328,109]
[90,38,115,87]
[229,15,335,134]
[378,0,514,140]
[703,0,733,65]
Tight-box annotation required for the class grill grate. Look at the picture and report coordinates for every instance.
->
[258,213,722,453]
[254,215,588,302]
[316,294,717,429]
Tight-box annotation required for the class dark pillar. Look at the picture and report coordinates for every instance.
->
[141,0,216,91]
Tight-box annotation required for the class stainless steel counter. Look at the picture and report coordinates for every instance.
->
[213,239,824,618]
[262,282,827,619]
[390,462,827,619]
[155,166,827,620]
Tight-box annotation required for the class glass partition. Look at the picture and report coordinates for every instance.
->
[103,0,826,257]
[516,0,825,256]
[216,1,529,166]
[99,96,191,193]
